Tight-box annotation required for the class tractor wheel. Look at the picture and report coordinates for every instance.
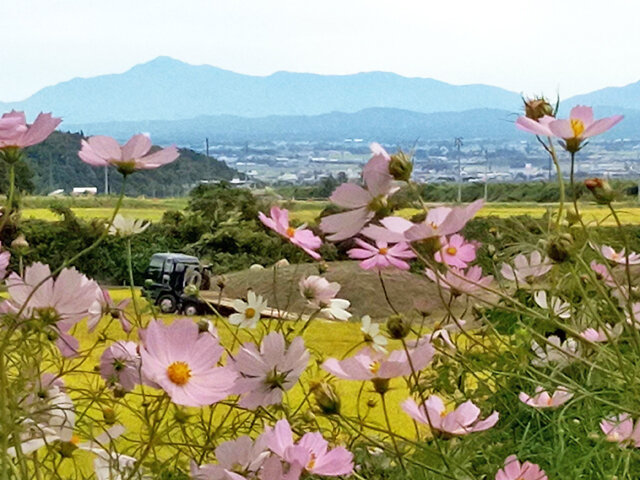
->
[183,303,200,316]
[157,294,178,314]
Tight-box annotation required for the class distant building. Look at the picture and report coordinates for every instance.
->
[71,187,97,196]
[47,189,65,196]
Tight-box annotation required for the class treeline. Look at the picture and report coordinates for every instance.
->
[276,177,639,203]
[0,131,237,197]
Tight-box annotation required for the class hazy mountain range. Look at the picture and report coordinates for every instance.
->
[3,56,640,142]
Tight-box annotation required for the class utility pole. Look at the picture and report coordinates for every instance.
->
[104,165,109,195]
[483,148,489,201]
[454,137,463,203]
[205,137,209,157]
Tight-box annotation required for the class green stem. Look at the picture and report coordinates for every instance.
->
[569,151,585,228]
[380,393,406,472]
[0,163,16,234]
[126,238,142,325]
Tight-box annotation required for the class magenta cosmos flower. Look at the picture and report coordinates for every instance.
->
[519,386,573,409]
[78,133,179,174]
[6,262,100,357]
[140,318,236,407]
[434,234,476,268]
[322,338,435,381]
[495,455,547,480]
[347,239,414,270]
[402,395,499,436]
[265,419,354,477]
[191,435,270,480]
[590,261,617,287]
[425,265,493,296]
[0,111,61,150]
[600,414,640,447]
[517,105,623,153]
[229,332,309,409]
[320,143,397,241]
[99,341,142,392]
[259,206,322,260]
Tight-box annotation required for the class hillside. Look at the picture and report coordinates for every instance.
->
[0,56,521,123]
[21,131,237,196]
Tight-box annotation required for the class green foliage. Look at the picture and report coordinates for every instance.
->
[23,131,237,197]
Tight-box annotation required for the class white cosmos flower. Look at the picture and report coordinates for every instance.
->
[229,291,268,328]
[531,335,579,368]
[78,425,137,480]
[501,251,552,285]
[361,315,388,353]
[108,214,150,237]
[533,291,571,319]
[320,298,351,321]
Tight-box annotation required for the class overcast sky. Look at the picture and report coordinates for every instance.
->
[1,0,638,102]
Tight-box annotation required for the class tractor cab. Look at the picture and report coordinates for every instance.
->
[142,253,206,314]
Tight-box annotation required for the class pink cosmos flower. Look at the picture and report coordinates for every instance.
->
[320,143,396,241]
[425,265,493,296]
[99,341,142,392]
[322,338,435,381]
[515,114,555,137]
[359,216,411,244]
[579,324,623,343]
[6,262,100,357]
[298,275,351,320]
[434,234,476,268]
[265,419,354,477]
[347,239,414,270]
[402,395,499,436]
[88,288,132,333]
[495,455,548,480]
[501,251,552,285]
[0,242,10,280]
[191,436,270,480]
[518,386,573,409]
[600,414,640,447]
[229,332,309,409]
[548,106,623,152]
[0,111,61,149]
[601,245,640,265]
[404,200,484,243]
[626,302,640,328]
[78,134,179,174]
[259,206,322,259]
[140,318,236,407]
[590,261,617,287]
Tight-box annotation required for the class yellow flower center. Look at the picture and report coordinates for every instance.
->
[378,247,388,255]
[245,307,256,319]
[307,453,317,470]
[446,246,457,255]
[369,361,381,374]
[286,227,296,238]
[167,361,192,386]
[440,410,448,418]
[570,118,585,138]
[429,222,439,229]
[70,434,80,445]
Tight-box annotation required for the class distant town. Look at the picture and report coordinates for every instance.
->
[190,137,640,188]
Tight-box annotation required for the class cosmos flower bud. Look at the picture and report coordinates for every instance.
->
[523,97,554,121]
[216,275,226,290]
[11,233,29,250]
[546,233,573,263]
[311,381,341,415]
[389,151,413,182]
[584,178,616,204]
[102,407,117,425]
[386,314,411,340]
